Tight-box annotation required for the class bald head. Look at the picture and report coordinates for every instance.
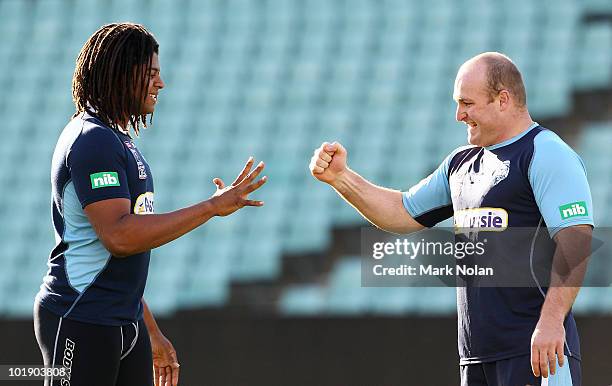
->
[459,52,527,108]
[454,52,533,147]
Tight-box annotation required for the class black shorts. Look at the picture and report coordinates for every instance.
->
[34,301,153,386]
[461,354,581,386]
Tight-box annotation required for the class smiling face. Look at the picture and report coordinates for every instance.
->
[141,53,164,115]
[453,62,503,147]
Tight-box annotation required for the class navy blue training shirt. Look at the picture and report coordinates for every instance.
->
[36,111,154,326]
[402,123,594,364]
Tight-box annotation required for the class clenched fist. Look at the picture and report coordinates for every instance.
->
[309,142,347,185]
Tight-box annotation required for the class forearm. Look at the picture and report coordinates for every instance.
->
[539,287,579,323]
[539,226,591,322]
[111,199,218,256]
[142,298,162,338]
[331,168,422,234]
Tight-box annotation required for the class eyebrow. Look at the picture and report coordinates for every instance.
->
[454,96,473,103]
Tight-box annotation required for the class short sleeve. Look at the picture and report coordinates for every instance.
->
[68,127,131,208]
[529,130,594,237]
[401,148,469,227]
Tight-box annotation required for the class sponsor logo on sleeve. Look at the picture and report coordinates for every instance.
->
[90,172,120,189]
[559,201,588,220]
[134,192,155,214]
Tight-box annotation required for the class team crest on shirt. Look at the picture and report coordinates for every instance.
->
[451,149,510,211]
[124,141,147,180]
[450,149,510,237]
[134,192,154,214]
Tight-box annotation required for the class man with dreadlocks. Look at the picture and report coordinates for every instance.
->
[34,23,267,386]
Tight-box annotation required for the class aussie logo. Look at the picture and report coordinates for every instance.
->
[134,192,154,214]
[90,172,120,189]
[559,201,588,220]
[454,207,508,232]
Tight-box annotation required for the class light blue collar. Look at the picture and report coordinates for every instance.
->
[485,122,539,150]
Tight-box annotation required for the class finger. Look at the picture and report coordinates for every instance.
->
[318,150,332,163]
[531,346,539,377]
[315,158,329,169]
[244,200,264,207]
[171,364,180,386]
[548,348,556,375]
[213,177,225,190]
[239,161,265,186]
[165,366,172,386]
[154,366,160,386]
[232,156,255,186]
[311,165,324,174]
[557,344,565,367]
[244,176,267,194]
[160,366,167,386]
[540,349,548,378]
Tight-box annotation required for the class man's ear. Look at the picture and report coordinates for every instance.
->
[498,90,511,111]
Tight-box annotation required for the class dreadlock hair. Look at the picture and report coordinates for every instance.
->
[72,23,159,135]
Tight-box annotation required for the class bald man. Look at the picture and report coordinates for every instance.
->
[309,52,592,386]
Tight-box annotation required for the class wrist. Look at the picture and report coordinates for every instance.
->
[202,197,220,218]
[538,311,565,325]
[330,167,352,192]
[148,327,164,340]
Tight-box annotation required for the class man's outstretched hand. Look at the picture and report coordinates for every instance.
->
[211,157,267,216]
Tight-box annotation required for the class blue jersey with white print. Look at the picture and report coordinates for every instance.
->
[403,123,593,364]
[36,111,154,326]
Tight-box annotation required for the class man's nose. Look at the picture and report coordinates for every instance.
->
[456,106,466,122]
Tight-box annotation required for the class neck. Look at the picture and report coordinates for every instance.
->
[493,111,534,145]
[116,118,131,135]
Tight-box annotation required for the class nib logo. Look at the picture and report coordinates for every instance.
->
[90,172,120,189]
[559,201,588,220]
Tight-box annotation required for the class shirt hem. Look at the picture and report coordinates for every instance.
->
[460,349,581,365]
[37,298,143,327]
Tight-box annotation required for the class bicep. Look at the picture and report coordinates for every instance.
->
[84,198,131,251]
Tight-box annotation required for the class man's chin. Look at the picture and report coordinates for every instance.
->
[467,134,479,146]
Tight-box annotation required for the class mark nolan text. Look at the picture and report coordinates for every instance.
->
[373,264,494,276]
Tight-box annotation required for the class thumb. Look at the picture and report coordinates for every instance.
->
[324,142,338,152]
[213,178,225,189]
[326,141,346,157]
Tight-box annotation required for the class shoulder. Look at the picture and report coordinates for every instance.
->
[72,115,125,153]
[67,114,127,164]
[532,128,578,157]
[529,128,585,177]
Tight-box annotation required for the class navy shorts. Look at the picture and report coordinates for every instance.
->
[461,354,581,386]
[34,301,153,386]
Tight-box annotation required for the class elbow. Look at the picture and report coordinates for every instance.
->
[100,233,134,258]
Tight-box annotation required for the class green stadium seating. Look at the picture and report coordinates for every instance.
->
[0,0,611,317]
